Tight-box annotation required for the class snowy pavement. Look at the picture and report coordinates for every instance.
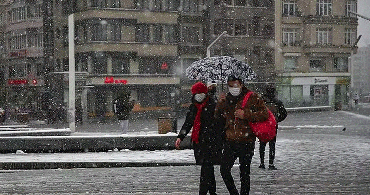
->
[0,110,369,194]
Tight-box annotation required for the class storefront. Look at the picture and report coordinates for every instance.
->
[278,76,350,108]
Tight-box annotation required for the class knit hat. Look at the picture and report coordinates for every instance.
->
[191,82,208,94]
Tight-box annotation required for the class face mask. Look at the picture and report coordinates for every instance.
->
[194,93,206,102]
[229,87,241,96]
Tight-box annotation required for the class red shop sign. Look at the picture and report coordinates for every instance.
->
[8,79,28,85]
[104,77,127,84]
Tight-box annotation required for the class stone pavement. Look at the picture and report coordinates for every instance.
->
[0,110,370,194]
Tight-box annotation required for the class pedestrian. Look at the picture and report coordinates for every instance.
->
[207,81,218,104]
[354,93,359,105]
[175,82,223,195]
[259,85,287,170]
[113,91,134,134]
[215,76,269,195]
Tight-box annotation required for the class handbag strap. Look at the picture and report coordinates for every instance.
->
[241,91,254,109]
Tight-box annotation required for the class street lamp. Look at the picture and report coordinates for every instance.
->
[68,14,75,132]
[207,31,228,58]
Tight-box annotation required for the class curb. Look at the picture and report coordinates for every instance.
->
[0,162,196,170]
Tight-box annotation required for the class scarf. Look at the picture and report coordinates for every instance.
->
[191,97,209,144]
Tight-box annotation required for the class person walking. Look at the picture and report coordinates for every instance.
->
[113,92,134,134]
[175,82,222,195]
[259,85,287,170]
[215,76,269,195]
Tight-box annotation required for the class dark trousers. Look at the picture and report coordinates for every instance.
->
[220,141,255,195]
[259,135,276,165]
[194,143,217,195]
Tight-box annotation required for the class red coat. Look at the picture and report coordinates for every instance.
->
[215,87,269,142]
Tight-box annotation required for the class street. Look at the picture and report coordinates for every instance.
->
[0,110,369,194]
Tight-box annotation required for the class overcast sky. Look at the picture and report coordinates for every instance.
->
[358,0,370,47]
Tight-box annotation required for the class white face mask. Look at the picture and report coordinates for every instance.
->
[229,87,241,96]
[194,93,206,102]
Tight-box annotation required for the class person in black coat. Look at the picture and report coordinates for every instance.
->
[175,82,223,195]
[113,92,134,134]
[259,85,287,170]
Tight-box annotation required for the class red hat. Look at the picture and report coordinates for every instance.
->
[191,82,208,94]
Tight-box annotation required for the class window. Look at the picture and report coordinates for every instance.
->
[134,0,149,9]
[182,25,201,45]
[310,59,325,72]
[165,0,180,11]
[110,0,120,8]
[346,1,357,17]
[344,28,356,45]
[182,0,198,14]
[164,25,178,43]
[0,13,5,25]
[283,0,298,16]
[316,28,331,45]
[92,52,107,74]
[316,0,332,16]
[27,28,43,48]
[262,24,273,36]
[9,66,16,78]
[283,28,298,46]
[91,0,108,8]
[135,24,150,43]
[27,4,42,19]
[215,19,248,36]
[91,22,108,41]
[111,23,121,42]
[153,0,162,11]
[334,57,348,72]
[284,57,298,72]
[112,57,129,74]
[8,32,27,50]
[235,22,247,36]
[153,25,163,43]
[9,6,26,22]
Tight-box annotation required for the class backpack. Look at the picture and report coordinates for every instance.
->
[264,99,287,123]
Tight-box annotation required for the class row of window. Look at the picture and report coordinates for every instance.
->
[8,4,42,23]
[282,28,356,46]
[7,29,43,50]
[284,56,348,72]
[72,54,173,75]
[214,19,273,37]
[89,0,273,11]
[283,0,357,17]
[215,0,273,7]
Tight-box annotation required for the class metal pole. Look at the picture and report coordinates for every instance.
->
[349,11,370,22]
[207,31,228,58]
[68,14,75,132]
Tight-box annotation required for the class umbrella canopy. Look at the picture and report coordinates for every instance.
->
[185,56,256,84]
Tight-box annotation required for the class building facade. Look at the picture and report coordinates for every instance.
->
[0,0,359,123]
[351,45,370,101]
[275,0,358,108]
[1,0,46,120]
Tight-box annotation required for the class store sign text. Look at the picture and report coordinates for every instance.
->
[9,50,28,57]
[8,79,37,85]
[104,77,127,84]
[314,78,328,84]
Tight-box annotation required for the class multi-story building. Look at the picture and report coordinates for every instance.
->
[275,0,358,107]
[1,0,46,119]
[351,45,370,100]
[207,0,275,84]
[1,0,359,123]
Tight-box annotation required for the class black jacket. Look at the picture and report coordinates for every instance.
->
[263,95,287,123]
[113,98,134,120]
[177,96,223,165]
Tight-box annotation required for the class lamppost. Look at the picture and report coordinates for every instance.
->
[207,31,228,58]
[68,14,75,132]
